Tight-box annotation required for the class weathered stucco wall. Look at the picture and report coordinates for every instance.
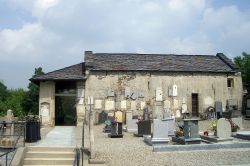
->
[39,81,55,126]
[85,71,243,121]
[76,81,86,126]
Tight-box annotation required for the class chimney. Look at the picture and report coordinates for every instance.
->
[84,51,94,69]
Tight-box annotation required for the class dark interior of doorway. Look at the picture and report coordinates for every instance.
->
[192,93,199,117]
[55,81,76,126]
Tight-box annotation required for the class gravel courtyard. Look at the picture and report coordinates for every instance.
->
[79,119,250,166]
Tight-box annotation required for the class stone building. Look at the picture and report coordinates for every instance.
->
[31,51,243,126]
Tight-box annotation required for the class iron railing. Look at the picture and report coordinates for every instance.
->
[73,147,81,166]
[0,121,26,166]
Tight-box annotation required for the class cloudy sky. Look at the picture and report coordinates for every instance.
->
[0,0,250,89]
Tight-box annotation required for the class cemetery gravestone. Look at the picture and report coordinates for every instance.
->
[126,119,138,133]
[126,111,133,125]
[217,118,231,139]
[172,118,201,144]
[134,120,151,137]
[144,119,170,145]
[200,118,233,143]
[114,110,123,123]
[6,110,14,122]
[108,122,123,138]
[99,111,108,124]
[164,117,175,136]
[215,101,222,119]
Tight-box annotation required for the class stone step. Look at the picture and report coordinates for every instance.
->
[25,151,75,158]
[27,146,74,152]
[23,158,74,165]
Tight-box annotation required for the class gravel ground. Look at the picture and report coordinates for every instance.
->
[78,119,250,166]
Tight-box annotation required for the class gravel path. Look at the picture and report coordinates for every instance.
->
[78,119,250,166]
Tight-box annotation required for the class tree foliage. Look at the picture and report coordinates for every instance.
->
[21,67,44,115]
[0,89,25,117]
[0,81,9,101]
[0,67,44,117]
[234,52,250,93]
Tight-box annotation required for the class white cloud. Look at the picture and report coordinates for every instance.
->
[0,0,250,88]
[33,0,60,17]
[0,23,62,63]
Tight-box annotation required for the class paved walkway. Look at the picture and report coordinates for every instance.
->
[36,126,76,147]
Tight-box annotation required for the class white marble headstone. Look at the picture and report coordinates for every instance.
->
[121,100,127,110]
[95,100,102,109]
[217,118,231,138]
[131,101,136,110]
[105,100,115,110]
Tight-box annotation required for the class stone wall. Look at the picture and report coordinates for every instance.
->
[76,81,86,126]
[39,81,55,126]
[85,71,243,122]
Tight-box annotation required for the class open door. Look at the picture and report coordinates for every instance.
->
[55,81,77,126]
[192,93,199,117]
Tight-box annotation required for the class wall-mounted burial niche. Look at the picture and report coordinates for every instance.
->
[156,87,163,101]
[41,102,50,117]
[121,100,127,110]
[105,100,115,111]
[169,85,178,97]
[94,100,103,109]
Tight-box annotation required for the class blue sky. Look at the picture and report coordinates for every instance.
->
[0,0,250,89]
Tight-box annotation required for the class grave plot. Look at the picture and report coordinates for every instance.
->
[108,122,123,138]
[233,131,250,140]
[144,118,174,146]
[134,120,151,137]
[200,118,233,143]
[172,118,202,145]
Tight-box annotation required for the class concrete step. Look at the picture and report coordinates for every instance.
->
[23,158,74,165]
[27,146,74,152]
[23,165,72,166]
[25,151,75,158]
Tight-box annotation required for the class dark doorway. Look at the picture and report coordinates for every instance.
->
[192,93,199,117]
[55,81,76,126]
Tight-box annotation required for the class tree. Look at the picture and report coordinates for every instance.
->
[22,67,44,115]
[234,52,250,93]
[0,88,25,117]
[0,81,9,101]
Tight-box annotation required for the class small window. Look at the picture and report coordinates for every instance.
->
[227,78,234,88]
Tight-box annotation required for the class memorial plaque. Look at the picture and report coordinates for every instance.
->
[105,100,115,111]
[95,100,102,109]
[121,100,127,110]
[141,101,146,110]
[156,87,163,101]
